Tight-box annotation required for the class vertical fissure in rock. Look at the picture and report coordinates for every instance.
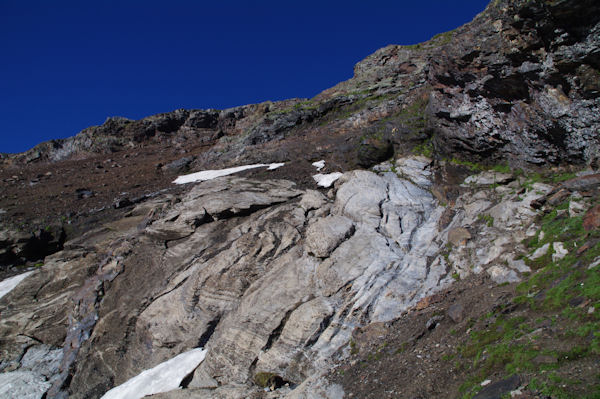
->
[198,316,221,348]
[262,303,301,353]
[305,312,335,348]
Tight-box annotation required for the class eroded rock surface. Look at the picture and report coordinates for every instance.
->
[0,155,557,398]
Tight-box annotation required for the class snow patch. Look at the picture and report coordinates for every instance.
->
[0,271,34,300]
[312,160,325,171]
[267,163,285,170]
[313,172,343,188]
[100,348,207,399]
[173,163,285,184]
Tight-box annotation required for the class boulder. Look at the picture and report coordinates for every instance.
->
[305,216,355,258]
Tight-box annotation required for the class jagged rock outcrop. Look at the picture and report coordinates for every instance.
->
[426,0,600,166]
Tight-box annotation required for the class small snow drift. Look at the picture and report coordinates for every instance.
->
[313,172,343,188]
[100,348,207,399]
[312,160,325,171]
[173,163,285,184]
[267,163,285,170]
[0,271,34,300]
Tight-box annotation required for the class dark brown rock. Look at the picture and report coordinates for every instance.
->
[583,204,600,231]
[473,375,521,399]
[447,228,471,247]
[547,188,570,206]
[562,174,600,192]
[357,137,394,168]
[447,303,465,323]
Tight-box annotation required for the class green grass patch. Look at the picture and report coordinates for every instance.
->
[456,196,600,397]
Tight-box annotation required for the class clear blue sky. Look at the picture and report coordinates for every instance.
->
[0,0,489,154]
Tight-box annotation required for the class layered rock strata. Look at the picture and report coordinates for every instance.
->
[0,155,565,398]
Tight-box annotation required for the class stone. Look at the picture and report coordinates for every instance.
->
[552,242,568,262]
[463,172,513,187]
[487,266,520,284]
[145,178,302,241]
[333,171,388,227]
[447,303,465,323]
[395,155,432,188]
[583,204,600,231]
[357,137,393,168]
[75,188,94,199]
[161,156,195,173]
[529,243,550,260]
[113,197,133,209]
[546,188,570,206]
[473,375,521,399]
[569,200,586,217]
[447,228,471,247]
[426,315,443,330]
[19,345,63,381]
[463,200,493,224]
[299,190,327,212]
[286,375,345,399]
[562,174,600,192]
[305,216,355,258]
[507,258,530,274]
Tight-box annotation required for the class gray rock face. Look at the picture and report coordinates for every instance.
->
[305,216,355,258]
[0,371,51,399]
[0,157,562,398]
[0,345,63,398]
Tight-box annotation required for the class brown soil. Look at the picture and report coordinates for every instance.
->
[0,142,331,236]
[330,274,515,399]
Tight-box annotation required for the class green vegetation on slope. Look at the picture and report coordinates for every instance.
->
[456,192,600,399]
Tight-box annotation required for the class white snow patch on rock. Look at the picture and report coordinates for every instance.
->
[174,164,284,184]
[312,160,325,171]
[0,271,34,300]
[267,163,285,170]
[100,348,207,399]
[313,173,343,188]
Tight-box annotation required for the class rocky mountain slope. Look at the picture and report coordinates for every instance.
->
[1,0,599,398]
